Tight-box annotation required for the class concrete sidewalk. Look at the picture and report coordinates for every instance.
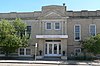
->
[0,60,100,65]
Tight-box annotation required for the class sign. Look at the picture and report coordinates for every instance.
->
[36,35,68,38]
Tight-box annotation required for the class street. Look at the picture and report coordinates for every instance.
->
[0,63,94,66]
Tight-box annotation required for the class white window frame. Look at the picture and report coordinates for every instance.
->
[74,24,81,41]
[18,48,31,56]
[54,22,61,30]
[45,22,52,30]
[89,24,96,36]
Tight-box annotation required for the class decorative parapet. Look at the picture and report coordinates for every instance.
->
[0,5,100,19]
[67,10,100,18]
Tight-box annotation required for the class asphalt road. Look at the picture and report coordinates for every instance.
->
[0,63,94,66]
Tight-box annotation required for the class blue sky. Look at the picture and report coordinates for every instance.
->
[0,0,100,12]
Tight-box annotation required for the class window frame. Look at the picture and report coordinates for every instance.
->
[26,48,31,55]
[45,22,52,30]
[0,48,5,56]
[26,26,31,39]
[74,48,81,56]
[54,22,61,30]
[19,48,24,55]
[89,24,96,36]
[27,26,31,33]
[74,24,81,41]
[18,48,31,56]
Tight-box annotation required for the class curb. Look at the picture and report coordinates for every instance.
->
[0,61,95,65]
[0,60,100,65]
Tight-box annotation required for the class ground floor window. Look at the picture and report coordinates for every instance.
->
[19,48,31,56]
[74,48,81,56]
[0,48,5,56]
[20,48,24,55]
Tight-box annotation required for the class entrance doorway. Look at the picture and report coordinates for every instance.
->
[45,42,61,56]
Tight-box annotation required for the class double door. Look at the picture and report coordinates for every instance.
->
[45,42,61,56]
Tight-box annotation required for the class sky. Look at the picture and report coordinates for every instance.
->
[0,0,100,13]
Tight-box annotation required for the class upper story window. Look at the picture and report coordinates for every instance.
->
[74,24,81,41]
[27,26,31,34]
[20,30,25,39]
[26,26,31,39]
[45,22,61,30]
[46,23,52,30]
[54,23,60,30]
[89,24,96,36]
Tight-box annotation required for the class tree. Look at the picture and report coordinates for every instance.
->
[81,34,100,56]
[12,18,28,46]
[0,18,28,56]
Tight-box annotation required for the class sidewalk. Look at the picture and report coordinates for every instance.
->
[0,60,100,65]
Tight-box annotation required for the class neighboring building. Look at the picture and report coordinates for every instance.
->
[0,4,99,59]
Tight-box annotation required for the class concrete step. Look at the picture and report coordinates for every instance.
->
[43,56,61,61]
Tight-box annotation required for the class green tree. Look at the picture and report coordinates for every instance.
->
[12,18,28,46]
[81,34,100,55]
[0,18,28,56]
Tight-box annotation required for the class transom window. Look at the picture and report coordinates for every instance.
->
[89,24,96,36]
[54,23,60,30]
[46,23,52,30]
[74,24,81,41]
[45,40,61,42]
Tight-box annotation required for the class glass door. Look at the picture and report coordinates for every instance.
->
[54,44,57,54]
[49,44,52,54]
[45,42,61,56]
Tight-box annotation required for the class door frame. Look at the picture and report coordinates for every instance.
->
[44,42,61,56]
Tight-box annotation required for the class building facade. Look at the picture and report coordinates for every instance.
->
[0,5,100,59]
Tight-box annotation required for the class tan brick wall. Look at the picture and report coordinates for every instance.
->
[1,5,100,57]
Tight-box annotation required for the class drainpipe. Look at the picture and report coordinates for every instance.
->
[66,17,69,60]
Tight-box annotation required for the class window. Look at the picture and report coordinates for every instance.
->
[74,48,81,56]
[27,26,31,33]
[45,22,61,30]
[26,26,31,39]
[19,48,24,55]
[0,48,5,56]
[54,23,60,30]
[19,26,31,39]
[46,23,52,30]
[19,48,31,56]
[26,49,31,55]
[45,40,61,42]
[20,30,25,39]
[89,24,96,36]
[74,24,81,41]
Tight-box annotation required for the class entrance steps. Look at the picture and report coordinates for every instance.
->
[43,56,61,61]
